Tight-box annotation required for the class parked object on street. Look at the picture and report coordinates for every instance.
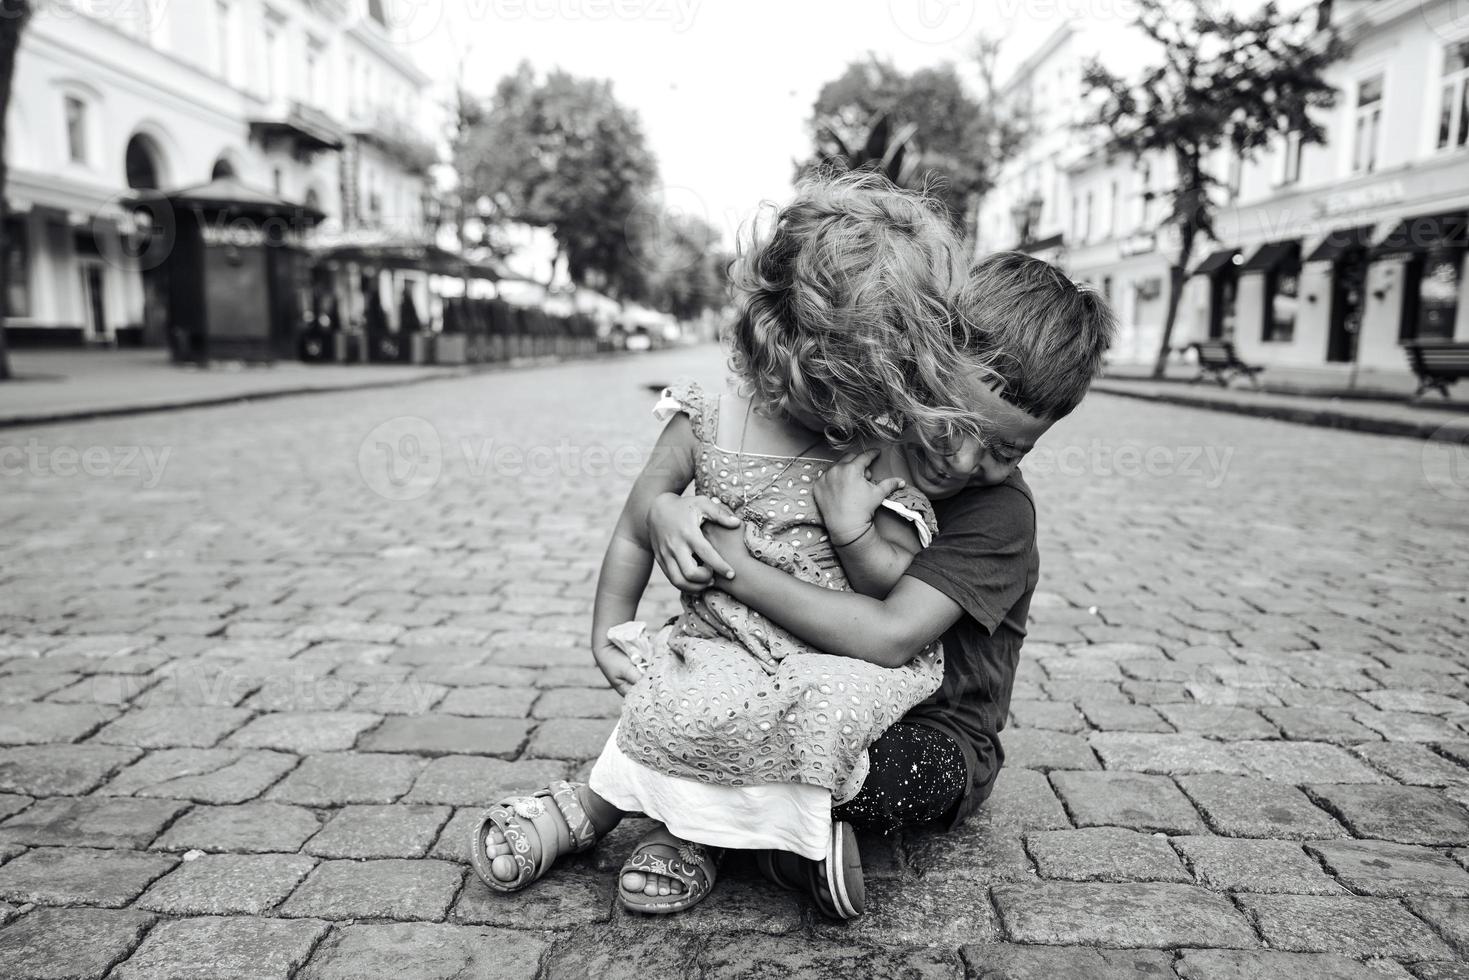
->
[1402,340,1469,399]
[1186,340,1265,388]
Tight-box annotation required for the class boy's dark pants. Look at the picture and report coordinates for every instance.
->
[832,723,968,834]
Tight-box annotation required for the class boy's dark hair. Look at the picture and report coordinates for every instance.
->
[954,251,1116,420]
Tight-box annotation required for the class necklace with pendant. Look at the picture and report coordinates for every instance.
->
[736,400,826,528]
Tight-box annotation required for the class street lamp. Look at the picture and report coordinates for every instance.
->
[1010,193,1044,247]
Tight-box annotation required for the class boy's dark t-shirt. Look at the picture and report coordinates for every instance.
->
[901,469,1038,827]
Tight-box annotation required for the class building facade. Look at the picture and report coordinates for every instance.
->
[980,0,1469,376]
[4,0,436,347]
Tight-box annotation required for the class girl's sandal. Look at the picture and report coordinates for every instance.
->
[617,826,723,915]
[469,780,600,893]
[755,819,865,919]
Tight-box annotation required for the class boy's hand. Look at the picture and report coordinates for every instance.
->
[814,450,906,545]
[592,642,644,696]
[648,492,741,592]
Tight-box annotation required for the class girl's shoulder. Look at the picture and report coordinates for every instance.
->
[653,380,721,443]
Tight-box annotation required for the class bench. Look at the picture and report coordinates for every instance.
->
[1403,340,1469,399]
[1186,340,1265,388]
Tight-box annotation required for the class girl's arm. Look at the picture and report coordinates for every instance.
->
[590,414,699,693]
[815,449,923,598]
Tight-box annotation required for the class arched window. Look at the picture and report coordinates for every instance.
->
[211,156,236,180]
[125,133,164,190]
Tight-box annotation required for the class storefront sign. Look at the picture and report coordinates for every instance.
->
[1119,233,1156,257]
[1311,181,1405,218]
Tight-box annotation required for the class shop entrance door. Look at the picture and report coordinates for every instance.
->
[78,259,108,342]
[1327,253,1366,362]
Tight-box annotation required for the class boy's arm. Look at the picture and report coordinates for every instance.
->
[590,415,698,693]
[815,449,922,598]
[706,521,962,668]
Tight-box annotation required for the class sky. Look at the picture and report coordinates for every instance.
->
[395,0,1074,246]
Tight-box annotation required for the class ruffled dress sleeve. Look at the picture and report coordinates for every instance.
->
[652,380,715,443]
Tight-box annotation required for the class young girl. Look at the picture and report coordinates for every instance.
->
[468,172,992,916]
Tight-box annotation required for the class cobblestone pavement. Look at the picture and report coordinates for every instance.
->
[1,344,1466,979]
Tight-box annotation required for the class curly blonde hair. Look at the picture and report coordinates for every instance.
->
[726,171,994,454]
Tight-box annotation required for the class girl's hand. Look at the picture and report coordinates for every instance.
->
[647,492,741,592]
[701,520,753,590]
[592,642,644,696]
[814,450,906,546]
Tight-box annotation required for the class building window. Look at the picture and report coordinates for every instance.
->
[64,95,88,164]
[1264,260,1301,342]
[262,14,281,102]
[1406,248,1464,340]
[1070,194,1079,242]
[1137,164,1152,229]
[1225,149,1243,202]
[215,1,232,81]
[3,218,30,319]
[1106,180,1118,238]
[1437,42,1469,152]
[1279,131,1304,185]
[306,37,324,107]
[1353,74,1383,172]
[1083,191,1093,243]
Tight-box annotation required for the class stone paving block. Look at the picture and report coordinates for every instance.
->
[427,807,479,864]
[0,796,186,848]
[437,685,539,717]
[809,870,998,946]
[280,858,464,921]
[1272,687,1371,710]
[1026,827,1189,883]
[961,944,1176,980]
[0,846,176,906]
[1171,836,1344,895]
[102,748,297,803]
[1001,730,1100,771]
[531,686,624,719]
[226,712,382,753]
[1307,840,1469,897]
[152,802,323,853]
[1405,896,1469,957]
[993,881,1257,949]
[0,703,116,745]
[1088,733,1246,775]
[1352,741,1469,786]
[1261,707,1383,745]
[0,906,156,980]
[1238,894,1453,959]
[344,680,448,715]
[111,916,329,980]
[1051,770,1206,834]
[1156,705,1279,739]
[535,666,614,689]
[412,664,540,689]
[0,794,29,821]
[1076,700,1173,733]
[0,744,140,795]
[0,671,79,703]
[47,672,152,706]
[136,852,317,914]
[453,870,611,928]
[241,677,356,712]
[1357,710,1466,743]
[265,752,423,805]
[404,756,568,806]
[304,804,450,858]
[1360,690,1469,715]
[89,706,252,749]
[1177,774,1347,839]
[359,716,531,757]
[1307,784,1469,845]
[1174,949,1416,980]
[1008,699,1088,732]
[523,718,616,759]
[701,934,960,980]
[1233,741,1389,784]
[542,932,710,980]
[300,922,549,980]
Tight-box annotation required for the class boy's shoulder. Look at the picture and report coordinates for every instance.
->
[932,471,1036,536]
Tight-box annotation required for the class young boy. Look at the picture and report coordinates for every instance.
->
[647,251,1115,840]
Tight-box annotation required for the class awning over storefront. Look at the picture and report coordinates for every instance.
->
[312,240,489,278]
[1304,225,1376,263]
[136,176,325,225]
[1239,239,1301,274]
[1371,211,1469,262]
[1191,248,1239,276]
[1018,233,1064,254]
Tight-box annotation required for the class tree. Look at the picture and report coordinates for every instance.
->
[458,63,658,298]
[624,206,728,321]
[0,0,32,382]
[1084,0,1348,377]
[798,53,1023,225]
